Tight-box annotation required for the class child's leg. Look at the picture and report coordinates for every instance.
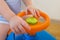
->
[0,23,10,40]
[0,15,10,40]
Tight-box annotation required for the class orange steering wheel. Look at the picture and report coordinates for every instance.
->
[8,10,50,35]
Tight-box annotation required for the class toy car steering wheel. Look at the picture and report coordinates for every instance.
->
[8,10,50,35]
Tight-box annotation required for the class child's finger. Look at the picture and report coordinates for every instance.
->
[14,26,21,34]
[22,15,33,19]
[10,27,17,34]
[21,20,30,30]
[25,9,28,15]
[27,8,35,16]
[27,8,39,18]
[18,24,27,34]
[36,9,40,17]
[34,10,38,19]
[18,17,31,30]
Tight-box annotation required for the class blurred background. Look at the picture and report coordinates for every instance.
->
[32,0,60,20]
[22,0,60,40]
[33,0,60,40]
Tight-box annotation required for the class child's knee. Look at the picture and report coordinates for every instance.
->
[0,23,10,33]
[0,23,10,40]
[0,15,10,33]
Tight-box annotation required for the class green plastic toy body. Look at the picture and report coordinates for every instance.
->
[25,17,38,24]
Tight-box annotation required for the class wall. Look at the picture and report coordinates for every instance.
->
[21,0,60,20]
[32,0,60,20]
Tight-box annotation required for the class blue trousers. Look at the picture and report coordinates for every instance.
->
[6,30,56,40]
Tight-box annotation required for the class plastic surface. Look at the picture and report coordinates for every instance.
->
[6,30,56,40]
[8,10,50,35]
[25,17,38,24]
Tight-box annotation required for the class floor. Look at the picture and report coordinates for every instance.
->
[45,19,60,40]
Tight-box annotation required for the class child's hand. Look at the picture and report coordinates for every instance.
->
[9,16,30,34]
[26,5,40,18]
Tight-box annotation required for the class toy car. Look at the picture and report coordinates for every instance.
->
[8,10,50,35]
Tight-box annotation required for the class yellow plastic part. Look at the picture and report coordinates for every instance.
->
[25,17,38,24]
